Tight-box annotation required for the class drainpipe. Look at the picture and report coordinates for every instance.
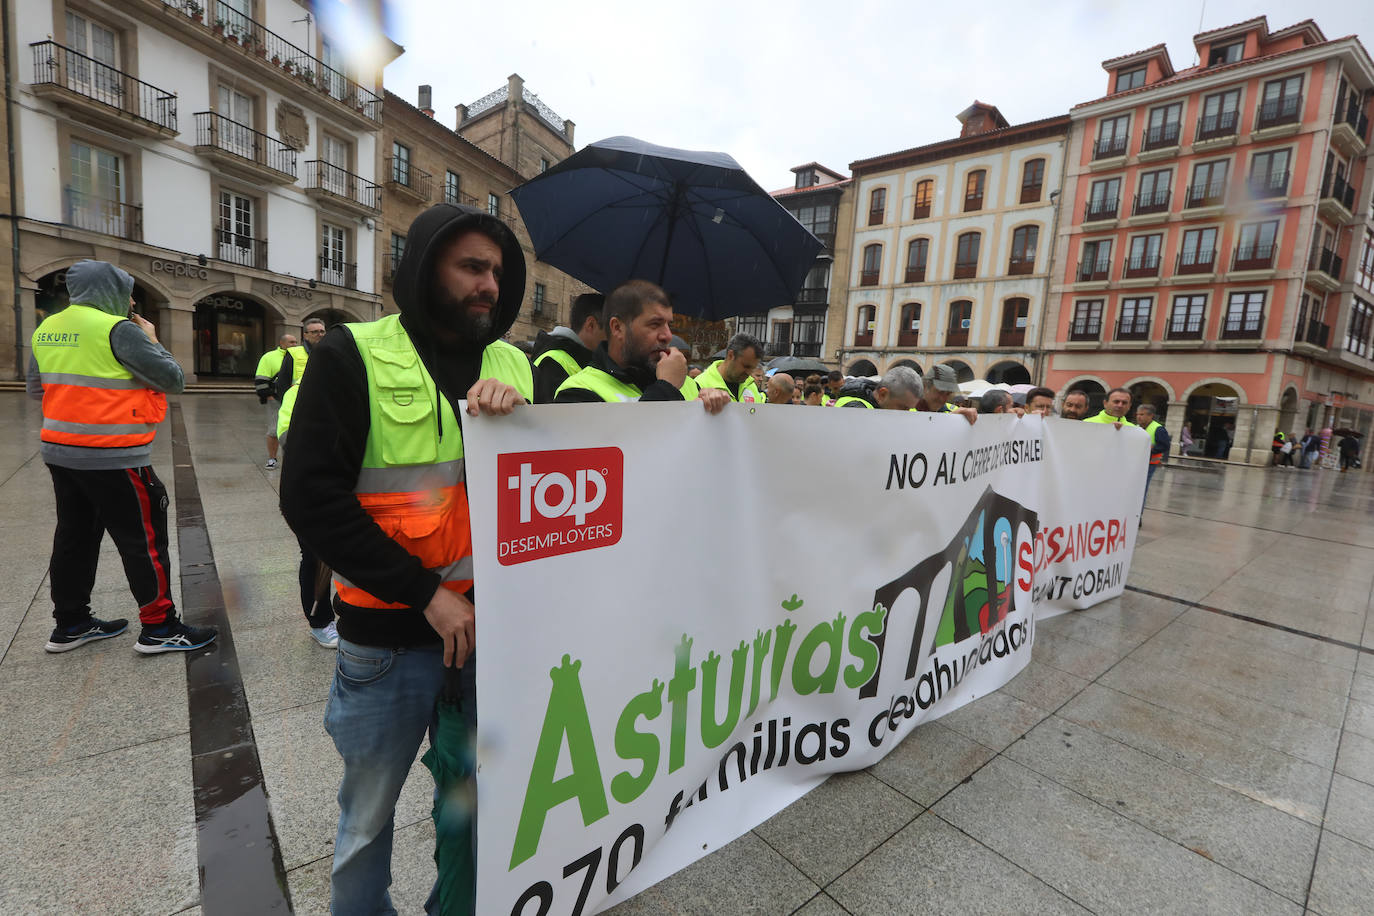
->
[1034,134,1071,386]
[2,0,22,379]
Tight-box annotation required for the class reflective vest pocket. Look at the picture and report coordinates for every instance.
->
[359,484,470,573]
[376,395,439,465]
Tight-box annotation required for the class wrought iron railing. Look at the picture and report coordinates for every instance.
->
[1248,170,1288,198]
[1069,316,1101,341]
[1256,95,1301,130]
[1195,110,1239,141]
[1185,179,1227,208]
[1084,196,1118,221]
[1233,243,1275,271]
[194,111,297,176]
[1166,312,1205,339]
[305,160,381,210]
[1302,319,1331,347]
[318,255,357,289]
[63,186,142,240]
[1320,175,1356,212]
[791,340,822,358]
[31,41,177,132]
[1177,249,1217,274]
[1141,122,1181,150]
[1123,253,1161,278]
[1221,309,1264,339]
[1313,248,1344,279]
[215,227,267,268]
[1077,259,1111,282]
[1093,135,1128,159]
[1337,95,1370,142]
[1117,313,1152,340]
[387,156,432,198]
[1133,188,1170,215]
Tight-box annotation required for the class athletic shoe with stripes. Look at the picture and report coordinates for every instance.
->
[135,618,218,654]
[45,617,128,653]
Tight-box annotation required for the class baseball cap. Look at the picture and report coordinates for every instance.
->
[924,364,960,393]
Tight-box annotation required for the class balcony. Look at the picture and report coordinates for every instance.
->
[790,340,822,358]
[1117,316,1152,341]
[156,0,381,127]
[304,160,381,216]
[1140,122,1181,153]
[1333,95,1370,154]
[1308,248,1344,291]
[1076,259,1111,283]
[215,228,267,269]
[1185,179,1227,209]
[1195,110,1239,144]
[945,327,969,347]
[1177,249,1217,276]
[30,41,176,139]
[911,202,931,220]
[952,260,978,280]
[1232,243,1276,272]
[1123,253,1161,279]
[1248,170,1289,199]
[1298,318,1331,349]
[318,255,357,290]
[859,269,879,287]
[1068,317,1101,341]
[1220,310,1264,340]
[386,157,432,203]
[193,112,297,184]
[1132,188,1170,217]
[1084,196,1119,223]
[1318,175,1356,223]
[1166,318,1204,341]
[998,327,1026,347]
[904,265,926,284]
[1007,256,1035,276]
[1255,95,1302,131]
[62,187,142,241]
[796,287,829,306]
[1092,135,1128,161]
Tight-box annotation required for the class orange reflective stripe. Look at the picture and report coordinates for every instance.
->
[42,384,165,423]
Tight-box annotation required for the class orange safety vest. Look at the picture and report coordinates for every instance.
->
[32,304,167,448]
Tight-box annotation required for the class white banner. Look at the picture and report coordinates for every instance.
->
[463,405,1147,915]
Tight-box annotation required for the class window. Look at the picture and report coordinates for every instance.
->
[320,223,349,287]
[1135,168,1171,214]
[946,300,972,346]
[1198,89,1241,140]
[738,315,768,339]
[320,37,347,100]
[487,192,500,216]
[799,262,830,302]
[1125,234,1162,277]
[539,157,550,174]
[387,232,405,279]
[964,170,985,212]
[1187,159,1228,207]
[794,168,816,190]
[1298,292,1330,346]
[1143,103,1182,150]
[1009,226,1038,274]
[67,139,127,235]
[898,303,922,346]
[912,180,933,219]
[954,232,980,278]
[1249,149,1290,197]
[1259,75,1303,128]
[905,238,929,283]
[1208,41,1244,67]
[1115,67,1145,93]
[1020,159,1045,203]
[1095,115,1130,158]
[1222,291,1265,339]
[1118,296,1153,339]
[854,304,876,346]
[1235,220,1279,269]
[1086,177,1121,221]
[533,282,547,315]
[64,11,119,95]
[1079,239,1111,282]
[1070,300,1103,340]
[1347,297,1373,358]
[444,170,461,204]
[860,243,881,285]
[215,84,255,159]
[869,187,886,226]
[1179,227,1218,273]
[999,298,1028,346]
[1168,294,1207,339]
[793,203,835,239]
[391,142,411,186]
[794,314,823,356]
[216,189,259,267]
[319,133,350,195]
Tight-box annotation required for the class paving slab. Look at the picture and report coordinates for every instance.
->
[866,719,998,807]
[1307,830,1374,916]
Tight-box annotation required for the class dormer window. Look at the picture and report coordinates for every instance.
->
[1115,66,1146,93]
[795,168,816,189]
[1208,41,1244,67]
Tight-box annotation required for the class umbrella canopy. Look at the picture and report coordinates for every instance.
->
[1332,428,1364,437]
[766,355,829,377]
[422,667,476,916]
[510,136,822,319]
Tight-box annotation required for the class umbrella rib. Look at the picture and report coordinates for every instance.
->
[525,174,670,260]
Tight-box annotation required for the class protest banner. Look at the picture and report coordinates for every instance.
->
[463,404,1147,914]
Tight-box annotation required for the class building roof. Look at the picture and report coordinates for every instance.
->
[849,114,1071,175]
[459,83,571,141]
[382,89,523,183]
[1101,43,1176,78]
[792,162,846,180]
[769,178,852,198]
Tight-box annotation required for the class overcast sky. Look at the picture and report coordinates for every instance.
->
[381,0,1371,190]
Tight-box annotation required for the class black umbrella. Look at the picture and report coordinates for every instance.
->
[766,356,829,377]
[510,136,822,319]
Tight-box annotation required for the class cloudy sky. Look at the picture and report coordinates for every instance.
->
[381,0,1370,190]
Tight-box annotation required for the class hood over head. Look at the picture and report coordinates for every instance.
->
[837,377,878,403]
[66,260,134,317]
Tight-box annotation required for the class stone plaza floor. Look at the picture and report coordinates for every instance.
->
[1,390,1372,915]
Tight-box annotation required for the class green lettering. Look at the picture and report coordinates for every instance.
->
[667,635,696,773]
[844,602,889,689]
[610,678,664,805]
[792,612,846,695]
[769,618,797,702]
[699,641,749,748]
[509,655,608,870]
[746,628,771,717]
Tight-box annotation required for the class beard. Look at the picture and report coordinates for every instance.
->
[622,333,664,372]
[433,289,496,341]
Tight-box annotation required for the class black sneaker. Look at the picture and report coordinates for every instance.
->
[135,618,218,654]
[45,617,128,653]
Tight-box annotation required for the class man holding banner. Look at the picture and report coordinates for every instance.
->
[281,202,534,914]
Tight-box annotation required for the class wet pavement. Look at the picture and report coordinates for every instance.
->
[1,390,1372,915]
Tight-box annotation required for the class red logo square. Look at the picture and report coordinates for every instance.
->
[496,447,623,565]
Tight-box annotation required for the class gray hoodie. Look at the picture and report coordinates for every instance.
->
[27,259,185,470]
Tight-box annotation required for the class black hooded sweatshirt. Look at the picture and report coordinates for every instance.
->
[280,204,526,647]
[834,378,879,407]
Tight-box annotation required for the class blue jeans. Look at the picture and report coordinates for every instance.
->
[324,639,477,916]
[1142,463,1158,517]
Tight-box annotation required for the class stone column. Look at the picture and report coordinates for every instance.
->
[163,301,198,384]
[1233,404,1278,466]
[1163,401,1187,459]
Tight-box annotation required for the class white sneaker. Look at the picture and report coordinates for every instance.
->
[310,621,339,648]
[265,458,278,469]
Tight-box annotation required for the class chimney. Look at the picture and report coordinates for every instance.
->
[455,103,468,130]
[507,73,524,108]
[563,118,575,146]
[418,84,434,118]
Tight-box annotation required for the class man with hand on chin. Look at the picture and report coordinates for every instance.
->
[281,202,533,914]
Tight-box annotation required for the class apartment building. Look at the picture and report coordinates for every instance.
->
[738,163,853,365]
[843,103,1069,380]
[380,84,587,342]
[3,0,397,381]
[1044,16,1374,463]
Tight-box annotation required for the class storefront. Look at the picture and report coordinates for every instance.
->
[193,293,268,378]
